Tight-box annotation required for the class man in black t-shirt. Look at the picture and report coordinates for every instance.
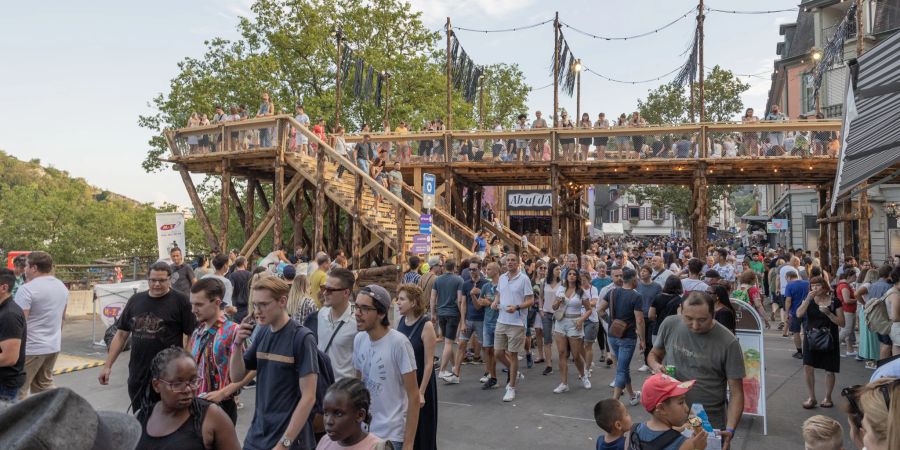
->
[0,269,26,402]
[168,247,195,296]
[227,256,252,323]
[98,261,196,413]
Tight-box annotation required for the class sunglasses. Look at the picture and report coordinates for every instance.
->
[841,378,900,429]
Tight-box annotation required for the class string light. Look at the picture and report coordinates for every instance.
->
[705,6,796,15]
[584,63,684,85]
[560,7,695,41]
[454,18,554,33]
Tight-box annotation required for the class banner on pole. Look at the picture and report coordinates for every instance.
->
[156,212,186,263]
[94,281,149,327]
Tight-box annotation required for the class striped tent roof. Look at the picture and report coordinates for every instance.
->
[832,30,900,209]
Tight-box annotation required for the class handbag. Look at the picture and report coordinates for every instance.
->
[553,290,566,321]
[608,289,629,338]
[806,327,833,352]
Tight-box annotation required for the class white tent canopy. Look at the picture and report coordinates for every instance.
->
[602,223,625,235]
[832,30,900,211]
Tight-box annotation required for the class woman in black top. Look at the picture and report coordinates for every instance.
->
[709,285,736,334]
[797,276,844,409]
[649,276,683,338]
[396,284,438,450]
[137,347,239,450]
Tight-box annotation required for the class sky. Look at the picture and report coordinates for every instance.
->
[0,0,797,208]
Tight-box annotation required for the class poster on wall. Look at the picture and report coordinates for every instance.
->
[156,212,186,263]
[507,189,552,210]
[766,219,789,233]
[734,301,768,435]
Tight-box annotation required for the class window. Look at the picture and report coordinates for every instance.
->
[608,209,620,223]
[801,73,816,115]
[629,206,640,220]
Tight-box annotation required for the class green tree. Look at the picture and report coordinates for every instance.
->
[139,0,529,172]
[477,63,531,128]
[637,65,750,124]
[626,184,737,231]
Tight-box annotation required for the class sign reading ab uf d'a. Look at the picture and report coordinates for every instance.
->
[507,189,552,210]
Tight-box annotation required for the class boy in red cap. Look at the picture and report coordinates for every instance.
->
[631,373,709,450]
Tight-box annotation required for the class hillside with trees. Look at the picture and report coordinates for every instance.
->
[0,150,200,264]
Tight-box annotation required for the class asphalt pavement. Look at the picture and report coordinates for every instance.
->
[55,317,871,449]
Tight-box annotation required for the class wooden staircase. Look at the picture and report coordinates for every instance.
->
[285,153,470,260]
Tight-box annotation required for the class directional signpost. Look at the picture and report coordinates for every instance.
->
[411,233,431,254]
[423,173,436,210]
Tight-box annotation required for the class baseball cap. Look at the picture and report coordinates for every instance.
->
[359,284,391,311]
[640,373,696,413]
[0,387,142,450]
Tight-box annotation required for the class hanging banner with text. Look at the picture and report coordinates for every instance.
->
[156,212,186,263]
[507,189,552,210]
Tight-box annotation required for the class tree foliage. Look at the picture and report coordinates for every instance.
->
[637,65,750,124]
[627,184,737,231]
[0,151,181,263]
[139,0,530,172]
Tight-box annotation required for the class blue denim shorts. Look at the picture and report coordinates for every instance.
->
[483,321,497,348]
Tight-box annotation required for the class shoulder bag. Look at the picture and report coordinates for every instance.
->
[553,288,567,321]
[608,289,629,338]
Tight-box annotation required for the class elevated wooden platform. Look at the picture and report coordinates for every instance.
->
[165,115,858,263]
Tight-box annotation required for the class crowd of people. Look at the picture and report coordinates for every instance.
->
[3,234,900,450]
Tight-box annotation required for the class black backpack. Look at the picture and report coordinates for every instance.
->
[294,324,335,415]
[627,423,683,450]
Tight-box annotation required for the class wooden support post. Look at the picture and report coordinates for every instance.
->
[465,186,474,229]
[859,182,870,262]
[560,188,569,254]
[352,174,363,269]
[240,174,304,257]
[176,166,218,250]
[444,166,453,217]
[255,181,271,213]
[829,214,840,273]
[550,164,560,256]
[228,181,246,235]
[396,206,407,271]
[818,186,830,272]
[245,178,256,241]
[474,188,483,231]
[842,198,854,259]
[220,163,231,252]
[691,164,709,257]
[273,122,286,251]
[446,17,452,130]
[413,167,422,210]
[553,11,560,128]
[293,189,304,252]
[314,136,326,255]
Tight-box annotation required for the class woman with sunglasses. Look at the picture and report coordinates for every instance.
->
[797,276,845,409]
[136,347,240,450]
[540,263,562,375]
[852,377,900,450]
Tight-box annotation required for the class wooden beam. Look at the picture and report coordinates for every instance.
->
[220,163,231,251]
[842,199,854,260]
[829,217,840,273]
[228,180,247,235]
[396,206,406,278]
[273,119,287,250]
[550,164,560,256]
[255,181,271,213]
[413,167,422,210]
[245,178,255,240]
[314,142,326,255]
[443,166,453,216]
[360,235,383,256]
[817,186,830,272]
[176,167,218,250]
[352,174,363,269]
[859,182,870,262]
[240,174,304,257]
[292,190,303,252]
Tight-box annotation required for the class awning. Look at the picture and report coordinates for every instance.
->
[602,223,625,235]
[832,30,900,211]
[629,228,671,236]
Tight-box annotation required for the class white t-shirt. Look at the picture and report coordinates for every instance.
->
[353,329,417,442]
[681,278,709,295]
[497,271,534,327]
[584,286,600,322]
[779,265,799,295]
[14,275,69,355]
[318,305,358,380]
[542,282,559,314]
[200,273,233,306]
[555,285,585,315]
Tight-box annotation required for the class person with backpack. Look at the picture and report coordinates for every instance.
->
[353,284,420,450]
[631,373,708,450]
[229,276,322,450]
